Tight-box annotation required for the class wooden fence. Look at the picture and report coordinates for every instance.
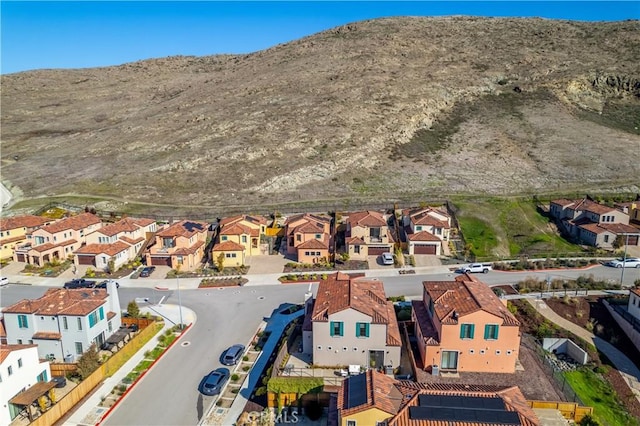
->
[29,321,160,426]
[50,363,78,377]
[527,400,593,422]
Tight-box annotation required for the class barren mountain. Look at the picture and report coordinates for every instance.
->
[1,17,639,212]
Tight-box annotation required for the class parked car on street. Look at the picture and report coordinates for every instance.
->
[198,368,230,396]
[95,280,120,288]
[381,252,394,265]
[0,276,9,287]
[222,344,245,366]
[605,257,640,268]
[458,263,492,274]
[139,266,156,277]
[63,278,97,289]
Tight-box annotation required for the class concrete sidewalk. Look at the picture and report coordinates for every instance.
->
[527,298,640,403]
[63,304,197,426]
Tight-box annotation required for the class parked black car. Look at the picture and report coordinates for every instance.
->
[63,278,97,289]
[95,280,120,289]
[139,266,156,278]
[198,368,230,396]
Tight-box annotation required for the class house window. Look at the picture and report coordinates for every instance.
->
[354,245,360,254]
[89,311,98,328]
[315,234,321,239]
[37,370,48,382]
[428,299,435,316]
[18,358,23,368]
[296,234,301,242]
[416,226,422,231]
[221,235,228,241]
[330,321,344,337]
[17,339,23,344]
[18,314,28,328]
[99,307,104,321]
[241,235,247,243]
[376,421,387,426]
[7,366,13,376]
[77,317,83,330]
[484,324,499,340]
[604,235,609,243]
[460,324,475,339]
[225,253,237,258]
[347,420,357,426]
[63,317,68,330]
[356,322,370,338]
[176,255,183,265]
[108,321,113,332]
[75,342,83,355]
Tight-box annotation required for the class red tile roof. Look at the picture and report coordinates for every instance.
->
[630,288,640,298]
[407,231,441,242]
[0,344,39,364]
[0,235,26,245]
[576,199,618,215]
[412,300,440,345]
[40,212,102,234]
[411,213,450,228]
[32,331,62,340]
[338,370,404,418]
[294,221,327,234]
[2,288,109,316]
[550,198,577,207]
[297,238,329,249]
[156,220,208,238]
[346,236,366,245]
[219,214,268,227]
[423,275,519,326]
[212,241,246,251]
[30,239,78,253]
[220,222,253,236]
[0,215,51,230]
[173,239,205,255]
[579,222,639,235]
[347,211,387,228]
[121,236,144,245]
[312,273,401,346]
[75,241,130,256]
[95,217,152,237]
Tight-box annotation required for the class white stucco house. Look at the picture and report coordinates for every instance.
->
[0,344,51,425]
[1,282,121,362]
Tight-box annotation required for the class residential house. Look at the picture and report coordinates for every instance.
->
[74,217,156,271]
[344,211,395,261]
[0,215,52,260]
[0,345,51,426]
[1,282,121,362]
[332,370,539,426]
[412,274,521,374]
[145,220,208,271]
[13,213,102,265]
[629,288,640,322]
[549,197,639,248]
[212,215,268,264]
[302,272,401,369]
[402,207,451,256]
[285,214,332,264]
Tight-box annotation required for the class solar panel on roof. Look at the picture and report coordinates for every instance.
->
[418,394,506,410]
[409,406,521,425]
[345,373,367,409]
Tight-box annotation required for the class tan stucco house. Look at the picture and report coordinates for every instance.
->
[213,214,268,262]
[284,213,332,264]
[344,211,395,261]
[402,207,451,256]
[302,272,401,369]
[74,217,157,270]
[412,274,521,374]
[13,213,103,266]
[145,220,208,271]
[0,215,52,260]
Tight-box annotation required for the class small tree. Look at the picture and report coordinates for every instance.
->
[127,300,140,318]
[48,388,57,405]
[107,258,116,275]
[216,252,225,272]
[77,343,101,379]
[38,395,48,412]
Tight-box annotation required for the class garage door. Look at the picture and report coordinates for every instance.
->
[77,255,95,266]
[16,253,27,262]
[368,246,389,255]
[627,235,639,246]
[151,256,172,266]
[414,244,437,255]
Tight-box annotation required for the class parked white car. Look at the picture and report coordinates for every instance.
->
[381,252,394,265]
[605,257,640,268]
[0,276,8,287]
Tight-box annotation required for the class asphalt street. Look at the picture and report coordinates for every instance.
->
[0,265,638,425]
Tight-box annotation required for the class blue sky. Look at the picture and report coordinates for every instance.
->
[2,1,638,74]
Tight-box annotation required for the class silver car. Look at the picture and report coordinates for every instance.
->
[605,257,640,268]
[381,252,394,265]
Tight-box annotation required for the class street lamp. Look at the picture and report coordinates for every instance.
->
[177,274,184,330]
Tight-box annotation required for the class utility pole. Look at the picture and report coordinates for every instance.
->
[177,274,184,330]
[620,233,630,286]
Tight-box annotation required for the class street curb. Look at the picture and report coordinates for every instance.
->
[493,264,600,273]
[96,322,193,426]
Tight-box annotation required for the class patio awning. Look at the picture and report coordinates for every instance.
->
[9,381,56,406]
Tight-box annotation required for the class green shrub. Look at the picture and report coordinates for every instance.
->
[231,374,240,382]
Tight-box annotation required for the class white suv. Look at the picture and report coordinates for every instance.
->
[0,277,9,287]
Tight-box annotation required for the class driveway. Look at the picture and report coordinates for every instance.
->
[413,255,442,267]
[246,254,290,274]
[368,255,395,270]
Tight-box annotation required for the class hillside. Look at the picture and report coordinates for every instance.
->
[1,16,639,213]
